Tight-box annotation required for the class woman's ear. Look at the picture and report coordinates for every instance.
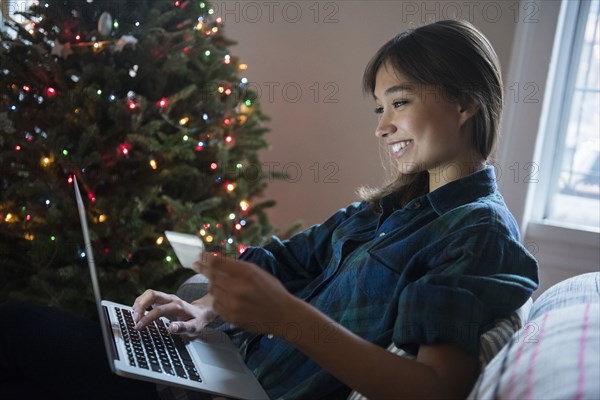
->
[458,97,479,127]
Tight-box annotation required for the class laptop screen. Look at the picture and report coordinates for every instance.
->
[73,176,119,367]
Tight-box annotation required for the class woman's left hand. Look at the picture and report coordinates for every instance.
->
[192,254,295,336]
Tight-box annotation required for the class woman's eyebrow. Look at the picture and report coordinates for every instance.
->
[373,84,415,100]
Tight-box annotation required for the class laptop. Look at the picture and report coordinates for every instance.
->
[73,176,268,400]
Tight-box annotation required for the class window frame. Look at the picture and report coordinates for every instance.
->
[498,0,599,291]
[536,0,596,225]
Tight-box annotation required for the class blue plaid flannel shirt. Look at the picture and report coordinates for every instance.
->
[160,166,538,400]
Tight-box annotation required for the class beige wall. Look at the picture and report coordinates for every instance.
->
[217,0,521,233]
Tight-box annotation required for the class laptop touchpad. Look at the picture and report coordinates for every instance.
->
[194,344,245,373]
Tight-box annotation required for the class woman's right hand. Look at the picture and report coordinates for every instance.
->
[131,289,217,337]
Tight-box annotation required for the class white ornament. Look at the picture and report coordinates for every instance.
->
[114,35,138,52]
[129,65,138,77]
[51,39,73,59]
[98,12,113,36]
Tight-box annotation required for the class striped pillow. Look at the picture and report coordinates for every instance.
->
[478,299,532,369]
[529,272,600,321]
[468,302,600,400]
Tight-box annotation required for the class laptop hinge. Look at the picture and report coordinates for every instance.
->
[102,305,120,361]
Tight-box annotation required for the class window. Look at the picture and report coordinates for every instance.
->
[499,0,598,293]
[516,0,600,234]
[544,0,599,229]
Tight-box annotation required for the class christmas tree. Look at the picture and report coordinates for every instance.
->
[0,0,280,318]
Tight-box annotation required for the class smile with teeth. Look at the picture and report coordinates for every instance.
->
[391,140,413,154]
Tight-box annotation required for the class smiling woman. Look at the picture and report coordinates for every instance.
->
[131,20,537,400]
[359,19,504,209]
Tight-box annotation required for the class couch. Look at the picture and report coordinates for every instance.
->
[176,272,600,399]
[467,271,599,399]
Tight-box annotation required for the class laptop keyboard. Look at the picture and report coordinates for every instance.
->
[115,307,202,382]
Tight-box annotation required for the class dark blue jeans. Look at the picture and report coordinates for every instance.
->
[0,300,161,400]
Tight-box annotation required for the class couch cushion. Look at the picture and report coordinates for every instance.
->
[467,302,600,400]
[529,272,600,321]
[478,298,532,368]
[176,274,209,303]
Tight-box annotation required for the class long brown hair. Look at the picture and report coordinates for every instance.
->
[359,20,503,208]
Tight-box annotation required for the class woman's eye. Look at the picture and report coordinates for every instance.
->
[374,100,407,114]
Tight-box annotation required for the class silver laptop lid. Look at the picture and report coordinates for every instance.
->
[73,176,118,368]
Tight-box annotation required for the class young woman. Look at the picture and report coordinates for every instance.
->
[133,19,538,400]
[0,19,538,400]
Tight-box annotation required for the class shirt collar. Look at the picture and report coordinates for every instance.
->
[378,166,498,216]
[426,165,497,215]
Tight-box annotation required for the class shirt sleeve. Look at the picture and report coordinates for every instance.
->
[392,224,539,356]
[239,202,367,292]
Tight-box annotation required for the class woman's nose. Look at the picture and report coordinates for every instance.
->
[375,114,396,138]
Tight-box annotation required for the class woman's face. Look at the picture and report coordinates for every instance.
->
[373,63,482,188]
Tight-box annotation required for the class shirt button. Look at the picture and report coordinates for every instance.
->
[267,334,274,339]
[413,201,421,209]
[379,232,386,237]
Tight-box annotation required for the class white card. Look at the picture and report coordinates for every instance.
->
[164,231,208,282]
